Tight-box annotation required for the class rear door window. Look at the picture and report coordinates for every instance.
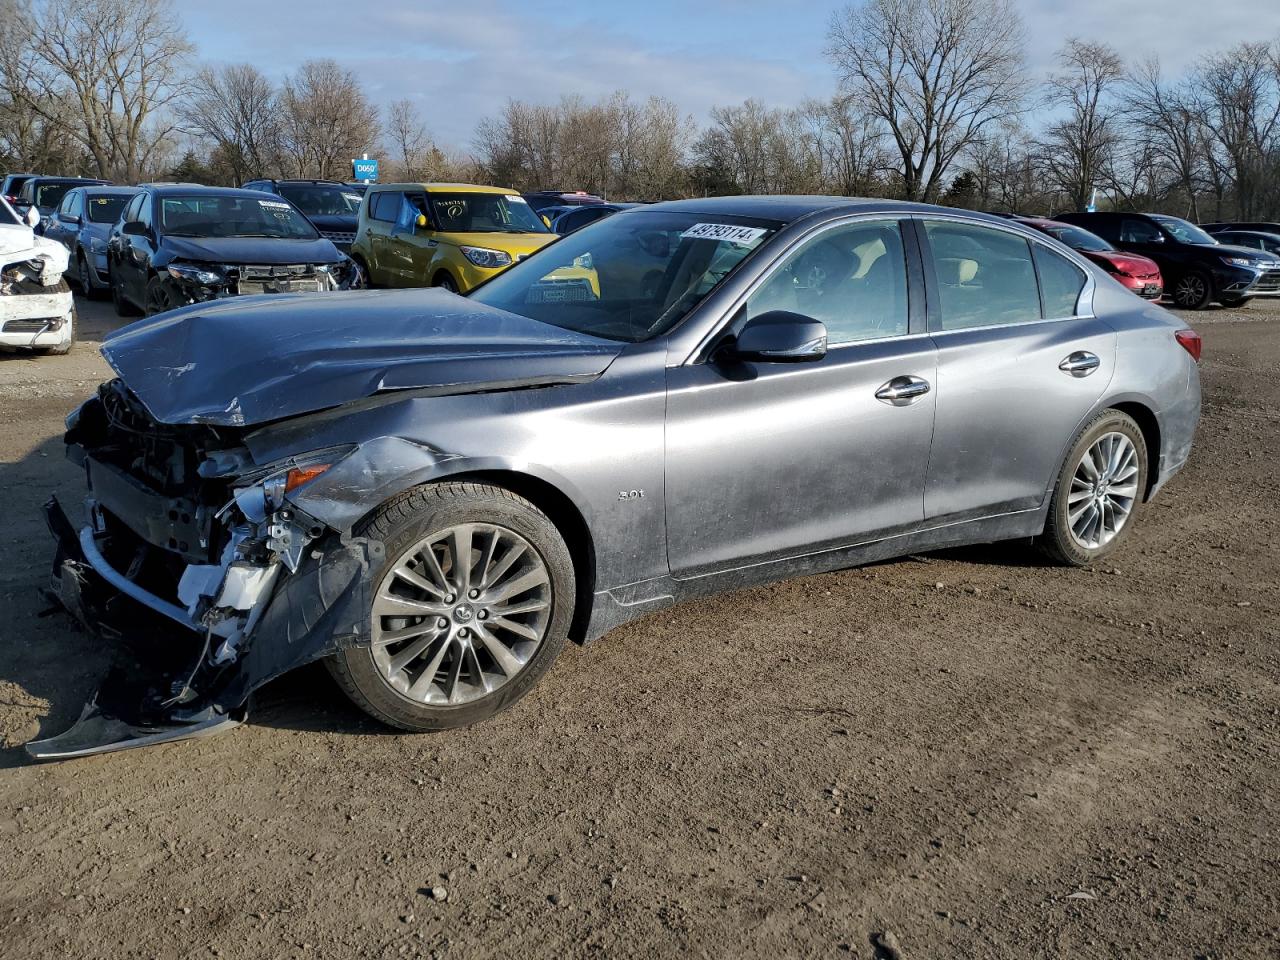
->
[370,191,401,223]
[922,221,1041,330]
[1032,244,1087,318]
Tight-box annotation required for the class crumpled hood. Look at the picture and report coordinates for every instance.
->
[100,288,624,427]
[0,223,69,272]
[162,235,344,266]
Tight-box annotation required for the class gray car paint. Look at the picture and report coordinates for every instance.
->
[33,197,1201,757]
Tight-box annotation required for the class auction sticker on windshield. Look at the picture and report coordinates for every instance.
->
[258,200,291,210]
[681,223,768,244]
[506,195,528,203]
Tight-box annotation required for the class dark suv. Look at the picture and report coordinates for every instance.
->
[241,179,363,251]
[18,176,110,228]
[106,184,356,316]
[1057,211,1280,309]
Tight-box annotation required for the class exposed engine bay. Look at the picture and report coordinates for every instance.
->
[32,380,381,759]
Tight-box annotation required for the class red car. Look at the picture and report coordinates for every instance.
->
[1015,217,1163,300]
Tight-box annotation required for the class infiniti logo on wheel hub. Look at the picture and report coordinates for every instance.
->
[453,604,475,624]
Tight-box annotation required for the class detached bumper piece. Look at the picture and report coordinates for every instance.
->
[29,495,377,761]
[25,498,247,760]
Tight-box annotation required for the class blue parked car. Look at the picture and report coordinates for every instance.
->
[42,185,142,298]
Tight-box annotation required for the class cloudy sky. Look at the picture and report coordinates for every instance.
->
[175,0,1280,150]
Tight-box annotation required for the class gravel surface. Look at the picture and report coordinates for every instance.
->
[0,293,1276,959]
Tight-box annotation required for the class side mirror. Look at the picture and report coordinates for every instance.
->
[731,311,828,363]
[60,214,81,226]
[121,221,148,237]
[23,206,39,228]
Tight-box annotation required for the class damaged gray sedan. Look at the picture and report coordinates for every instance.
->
[32,197,1202,759]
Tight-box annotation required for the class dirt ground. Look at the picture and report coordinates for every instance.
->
[0,290,1276,960]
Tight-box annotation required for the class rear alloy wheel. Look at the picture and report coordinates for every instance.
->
[1038,410,1148,566]
[326,482,575,731]
[1172,270,1213,310]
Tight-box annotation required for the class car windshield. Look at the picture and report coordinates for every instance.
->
[277,184,364,217]
[470,211,778,343]
[35,182,75,209]
[430,192,549,234]
[1153,216,1217,245]
[86,193,133,223]
[1042,224,1113,252]
[159,195,320,239]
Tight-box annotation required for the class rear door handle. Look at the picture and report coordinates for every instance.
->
[875,375,931,406]
[1059,351,1101,377]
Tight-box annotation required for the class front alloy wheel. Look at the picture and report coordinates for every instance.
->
[326,482,575,731]
[145,275,184,316]
[370,523,552,705]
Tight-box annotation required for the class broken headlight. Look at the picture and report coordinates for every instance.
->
[256,446,356,513]
[168,262,226,286]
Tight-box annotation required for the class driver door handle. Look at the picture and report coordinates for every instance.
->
[1059,351,1101,377]
[875,375,931,406]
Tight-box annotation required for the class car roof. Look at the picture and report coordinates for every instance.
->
[145,184,279,199]
[79,185,141,196]
[642,195,956,225]
[1217,229,1280,237]
[261,179,350,187]
[371,182,517,195]
[29,176,109,185]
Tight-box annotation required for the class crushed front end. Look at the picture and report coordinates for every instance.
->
[29,380,381,760]
[0,238,74,352]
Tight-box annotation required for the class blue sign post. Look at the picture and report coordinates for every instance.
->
[352,157,379,182]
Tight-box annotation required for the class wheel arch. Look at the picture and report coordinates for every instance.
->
[1049,395,1163,504]
[294,448,600,646]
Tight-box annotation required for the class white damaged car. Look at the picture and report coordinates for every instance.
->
[0,199,75,354]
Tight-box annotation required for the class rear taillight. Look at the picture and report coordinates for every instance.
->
[1175,329,1202,362]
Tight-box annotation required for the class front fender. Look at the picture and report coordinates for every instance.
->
[285,436,598,540]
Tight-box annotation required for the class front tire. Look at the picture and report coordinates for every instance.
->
[433,272,459,293]
[1037,409,1148,567]
[144,275,183,316]
[111,275,140,317]
[1172,270,1213,310]
[327,482,575,732]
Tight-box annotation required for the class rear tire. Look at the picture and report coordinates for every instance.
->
[1037,409,1148,567]
[76,251,103,299]
[1172,269,1213,310]
[326,482,575,732]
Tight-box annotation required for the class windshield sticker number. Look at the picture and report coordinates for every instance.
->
[681,223,768,245]
[258,200,291,210]
[506,195,527,203]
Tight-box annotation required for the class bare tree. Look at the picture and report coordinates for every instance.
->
[1125,58,1212,220]
[1195,42,1280,219]
[693,99,820,195]
[1040,39,1124,211]
[795,96,890,196]
[185,64,277,184]
[277,59,380,179]
[11,0,191,180]
[386,99,430,180]
[826,0,1027,202]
